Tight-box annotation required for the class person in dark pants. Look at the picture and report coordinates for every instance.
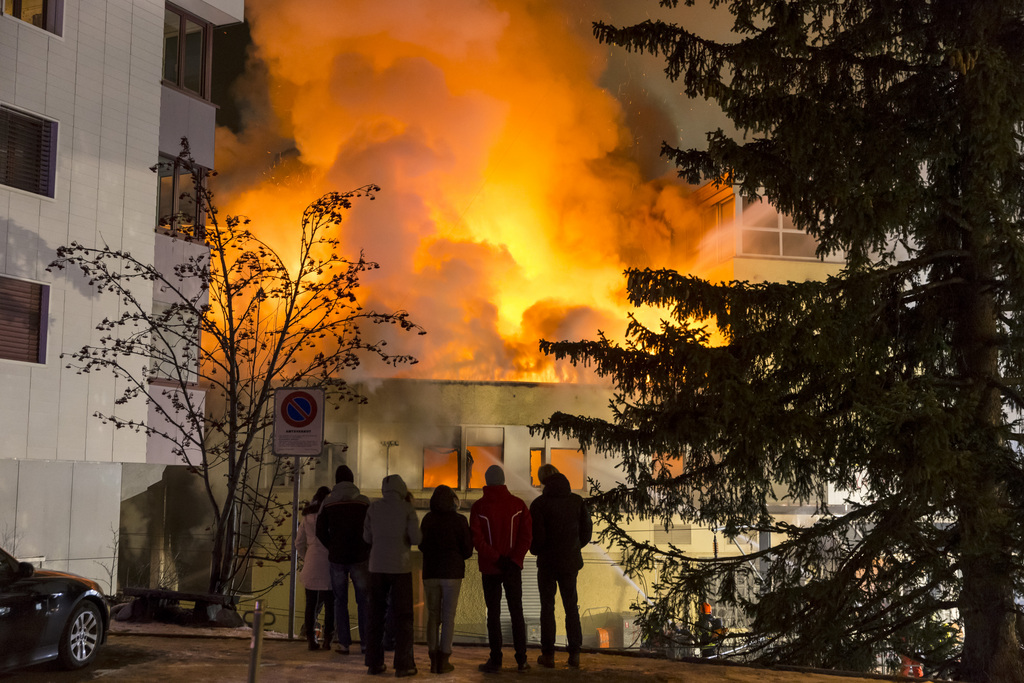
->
[315,465,370,654]
[470,465,532,673]
[295,486,334,650]
[419,484,473,674]
[363,474,421,677]
[530,465,592,669]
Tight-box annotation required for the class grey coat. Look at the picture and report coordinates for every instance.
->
[363,474,422,574]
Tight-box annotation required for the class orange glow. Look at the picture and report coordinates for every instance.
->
[550,448,586,490]
[530,448,544,488]
[467,445,503,489]
[423,447,459,489]
[215,0,712,382]
[655,453,685,479]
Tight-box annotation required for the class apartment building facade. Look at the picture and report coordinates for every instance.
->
[0,0,242,590]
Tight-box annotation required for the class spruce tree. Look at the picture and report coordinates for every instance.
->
[536,2,1024,680]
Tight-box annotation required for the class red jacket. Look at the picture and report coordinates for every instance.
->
[470,485,532,575]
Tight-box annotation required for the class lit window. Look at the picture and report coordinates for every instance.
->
[423,447,459,489]
[0,105,57,198]
[654,452,685,478]
[0,275,48,364]
[550,448,585,490]
[155,154,205,237]
[2,0,63,36]
[530,448,544,487]
[467,427,504,489]
[163,5,210,98]
[468,446,503,489]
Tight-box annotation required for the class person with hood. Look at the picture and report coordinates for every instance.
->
[419,484,473,674]
[530,464,592,669]
[363,474,421,677]
[316,465,370,655]
[296,485,334,650]
[470,465,532,673]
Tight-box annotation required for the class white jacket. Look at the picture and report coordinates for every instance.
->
[296,511,331,590]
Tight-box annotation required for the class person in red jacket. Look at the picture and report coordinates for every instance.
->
[470,465,532,673]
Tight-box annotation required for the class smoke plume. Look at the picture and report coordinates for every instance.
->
[215,0,706,381]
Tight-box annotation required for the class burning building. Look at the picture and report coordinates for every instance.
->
[2,0,849,651]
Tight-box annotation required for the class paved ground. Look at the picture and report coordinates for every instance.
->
[0,622,910,682]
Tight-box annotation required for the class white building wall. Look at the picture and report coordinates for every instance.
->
[0,0,168,584]
[1,1,165,466]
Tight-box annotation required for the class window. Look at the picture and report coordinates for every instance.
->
[2,0,63,36]
[739,195,818,259]
[422,427,461,489]
[550,448,585,490]
[423,447,459,489]
[699,195,735,265]
[466,427,504,489]
[0,275,48,363]
[163,5,211,98]
[0,105,57,198]
[654,452,685,479]
[155,154,205,236]
[530,448,544,487]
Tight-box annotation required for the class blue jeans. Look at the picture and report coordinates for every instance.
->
[329,561,369,648]
[423,578,463,653]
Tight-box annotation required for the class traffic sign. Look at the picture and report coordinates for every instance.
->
[273,387,325,456]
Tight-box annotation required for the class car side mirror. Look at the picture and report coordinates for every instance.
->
[16,561,35,579]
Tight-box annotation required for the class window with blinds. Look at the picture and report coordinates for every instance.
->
[0,276,48,363]
[0,105,57,197]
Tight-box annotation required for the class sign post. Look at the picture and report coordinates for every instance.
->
[273,388,325,641]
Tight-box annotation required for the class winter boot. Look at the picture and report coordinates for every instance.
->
[428,650,438,674]
[438,651,455,674]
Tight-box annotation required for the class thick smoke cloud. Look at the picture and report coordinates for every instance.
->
[215,0,709,381]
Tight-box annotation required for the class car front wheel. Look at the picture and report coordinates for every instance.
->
[57,601,103,669]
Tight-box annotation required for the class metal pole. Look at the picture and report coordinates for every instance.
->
[248,599,265,683]
[288,455,299,640]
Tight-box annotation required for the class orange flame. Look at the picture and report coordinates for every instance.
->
[214,0,706,382]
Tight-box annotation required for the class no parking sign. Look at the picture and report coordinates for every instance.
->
[273,387,325,456]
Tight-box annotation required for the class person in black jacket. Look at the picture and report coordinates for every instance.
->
[418,485,473,674]
[530,466,592,669]
[315,465,371,654]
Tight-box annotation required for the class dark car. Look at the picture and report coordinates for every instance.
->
[0,546,108,672]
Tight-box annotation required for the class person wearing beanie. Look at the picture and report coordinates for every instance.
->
[363,474,422,677]
[316,464,370,655]
[530,470,592,669]
[418,485,473,674]
[470,464,532,673]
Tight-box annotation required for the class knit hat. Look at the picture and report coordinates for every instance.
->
[484,465,505,486]
[537,463,559,485]
[336,465,354,483]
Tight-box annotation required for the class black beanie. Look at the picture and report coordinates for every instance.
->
[336,465,354,483]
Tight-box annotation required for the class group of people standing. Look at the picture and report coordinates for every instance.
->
[294,462,592,677]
